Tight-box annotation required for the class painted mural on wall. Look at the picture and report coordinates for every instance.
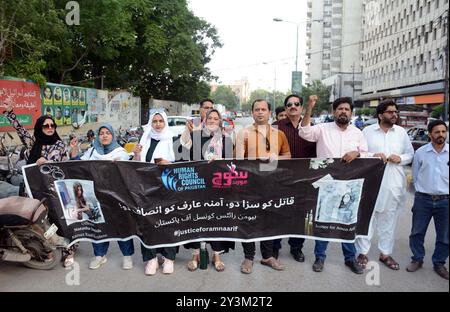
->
[0,78,41,130]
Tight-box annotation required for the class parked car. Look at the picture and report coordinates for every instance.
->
[363,118,378,128]
[407,125,430,151]
[167,116,193,137]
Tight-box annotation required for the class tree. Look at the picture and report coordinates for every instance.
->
[431,104,444,119]
[109,0,222,105]
[210,85,238,109]
[1,0,221,104]
[301,80,331,115]
[0,0,67,85]
[243,89,270,112]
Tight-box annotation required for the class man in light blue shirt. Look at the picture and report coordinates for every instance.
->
[407,120,449,280]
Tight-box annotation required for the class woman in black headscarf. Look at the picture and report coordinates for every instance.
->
[3,100,67,165]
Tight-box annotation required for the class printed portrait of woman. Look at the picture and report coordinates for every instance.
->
[72,182,92,221]
[337,192,356,224]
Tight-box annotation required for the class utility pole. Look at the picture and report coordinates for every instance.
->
[352,63,355,100]
[273,67,277,111]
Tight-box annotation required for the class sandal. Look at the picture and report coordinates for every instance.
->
[379,255,400,270]
[187,254,199,271]
[356,254,369,269]
[260,257,285,271]
[212,254,225,272]
[240,259,253,274]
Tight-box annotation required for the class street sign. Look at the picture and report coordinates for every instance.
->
[292,71,302,94]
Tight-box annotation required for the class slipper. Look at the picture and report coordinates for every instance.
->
[379,255,400,270]
[240,259,253,274]
[260,257,285,271]
[212,260,226,272]
[187,259,198,271]
[356,254,369,269]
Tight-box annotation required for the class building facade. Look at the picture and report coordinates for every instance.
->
[359,0,448,113]
[306,0,364,102]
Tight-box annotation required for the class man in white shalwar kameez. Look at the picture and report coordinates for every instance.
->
[355,99,414,270]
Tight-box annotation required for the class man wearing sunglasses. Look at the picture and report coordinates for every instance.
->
[235,99,291,274]
[299,96,368,275]
[272,94,318,263]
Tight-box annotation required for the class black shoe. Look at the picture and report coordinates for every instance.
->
[312,258,324,272]
[290,249,305,262]
[345,260,364,274]
[434,265,449,280]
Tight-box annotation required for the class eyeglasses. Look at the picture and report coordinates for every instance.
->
[384,110,399,115]
[42,123,55,129]
[286,102,302,108]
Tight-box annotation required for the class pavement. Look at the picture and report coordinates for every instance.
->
[0,117,448,292]
[0,189,448,292]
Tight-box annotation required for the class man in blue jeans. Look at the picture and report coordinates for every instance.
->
[299,96,367,274]
[407,120,449,280]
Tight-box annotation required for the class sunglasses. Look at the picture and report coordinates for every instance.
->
[286,102,302,108]
[265,137,270,152]
[42,123,55,129]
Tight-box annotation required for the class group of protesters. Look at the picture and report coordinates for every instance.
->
[1,93,448,280]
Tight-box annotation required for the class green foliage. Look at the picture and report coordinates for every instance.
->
[357,108,376,117]
[210,85,238,109]
[431,104,444,119]
[0,0,221,102]
[243,89,288,112]
[301,80,331,115]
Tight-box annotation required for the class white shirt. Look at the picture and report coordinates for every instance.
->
[299,122,368,158]
[81,147,129,161]
[363,123,414,212]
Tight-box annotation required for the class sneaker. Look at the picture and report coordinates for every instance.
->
[162,258,174,274]
[145,258,158,276]
[122,256,133,270]
[89,256,107,269]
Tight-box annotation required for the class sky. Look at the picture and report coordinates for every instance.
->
[188,0,308,93]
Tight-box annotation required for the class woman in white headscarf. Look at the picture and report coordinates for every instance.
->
[133,109,177,275]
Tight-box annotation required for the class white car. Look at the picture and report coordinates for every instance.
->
[167,116,193,137]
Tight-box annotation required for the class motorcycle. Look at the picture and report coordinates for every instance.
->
[0,196,61,270]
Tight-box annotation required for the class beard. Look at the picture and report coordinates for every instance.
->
[336,114,350,125]
[434,137,446,145]
[382,117,396,127]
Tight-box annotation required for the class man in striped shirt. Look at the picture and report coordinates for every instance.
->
[273,94,317,263]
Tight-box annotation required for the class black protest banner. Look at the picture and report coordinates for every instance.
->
[23,158,385,247]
